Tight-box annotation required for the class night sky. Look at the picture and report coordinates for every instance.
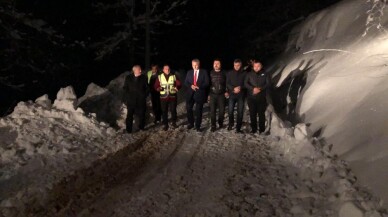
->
[0,0,340,114]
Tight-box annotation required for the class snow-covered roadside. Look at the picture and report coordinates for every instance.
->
[267,111,384,217]
[0,71,186,217]
[0,84,143,216]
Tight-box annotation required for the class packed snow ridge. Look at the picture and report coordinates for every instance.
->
[269,0,388,208]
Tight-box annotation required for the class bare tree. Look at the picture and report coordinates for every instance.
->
[92,0,188,69]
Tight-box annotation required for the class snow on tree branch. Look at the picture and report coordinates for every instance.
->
[0,4,61,41]
[92,0,188,60]
[92,31,132,60]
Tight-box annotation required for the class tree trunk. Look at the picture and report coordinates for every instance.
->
[145,0,151,71]
[129,0,135,67]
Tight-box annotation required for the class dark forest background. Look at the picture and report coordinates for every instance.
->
[0,0,340,115]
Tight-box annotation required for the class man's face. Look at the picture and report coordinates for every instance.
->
[213,61,221,71]
[233,62,242,71]
[133,67,142,76]
[151,66,158,74]
[253,63,262,72]
[192,61,200,71]
[163,66,170,74]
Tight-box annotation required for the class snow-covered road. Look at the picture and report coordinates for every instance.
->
[56,111,385,217]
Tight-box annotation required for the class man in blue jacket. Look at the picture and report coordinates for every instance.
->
[185,59,209,132]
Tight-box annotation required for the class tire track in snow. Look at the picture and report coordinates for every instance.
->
[35,127,179,217]
[70,106,387,217]
[171,131,246,216]
[27,135,148,217]
[76,127,210,217]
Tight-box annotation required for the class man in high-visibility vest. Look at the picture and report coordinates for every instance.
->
[154,64,182,131]
[147,64,162,124]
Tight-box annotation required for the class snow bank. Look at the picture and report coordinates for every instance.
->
[53,86,78,112]
[77,72,153,130]
[0,84,138,216]
[77,81,126,128]
[265,107,384,216]
[270,0,388,206]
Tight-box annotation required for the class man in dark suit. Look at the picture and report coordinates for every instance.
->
[185,59,209,132]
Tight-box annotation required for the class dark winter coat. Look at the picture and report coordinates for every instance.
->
[209,70,227,95]
[122,73,149,107]
[244,70,270,97]
[149,72,161,94]
[226,69,246,98]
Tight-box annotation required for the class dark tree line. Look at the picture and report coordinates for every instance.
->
[0,0,341,116]
[0,0,187,115]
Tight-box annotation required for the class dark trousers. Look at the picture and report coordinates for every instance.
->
[209,94,225,127]
[126,103,146,132]
[161,100,177,126]
[228,96,245,130]
[186,98,204,129]
[151,92,162,122]
[247,96,267,132]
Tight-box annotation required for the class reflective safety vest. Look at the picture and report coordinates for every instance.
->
[147,70,153,84]
[159,74,177,98]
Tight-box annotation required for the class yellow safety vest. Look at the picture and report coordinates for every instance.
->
[147,70,153,84]
[159,74,177,98]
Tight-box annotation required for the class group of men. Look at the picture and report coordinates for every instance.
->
[122,58,270,134]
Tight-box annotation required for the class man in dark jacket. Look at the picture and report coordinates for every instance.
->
[185,59,209,132]
[148,64,162,124]
[209,59,228,132]
[227,59,246,133]
[154,64,182,131]
[123,65,148,133]
[244,61,270,134]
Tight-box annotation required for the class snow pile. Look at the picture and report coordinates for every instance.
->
[270,0,388,206]
[53,86,79,112]
[294,123,313,141]
[0,86,138,216]
[35,94,52,109]
[77,83,108,104]
[77,82,126,128]
[266,105,294,138]
[266,110,384,217]
[77,72,154,130]
[267,107,317,166]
